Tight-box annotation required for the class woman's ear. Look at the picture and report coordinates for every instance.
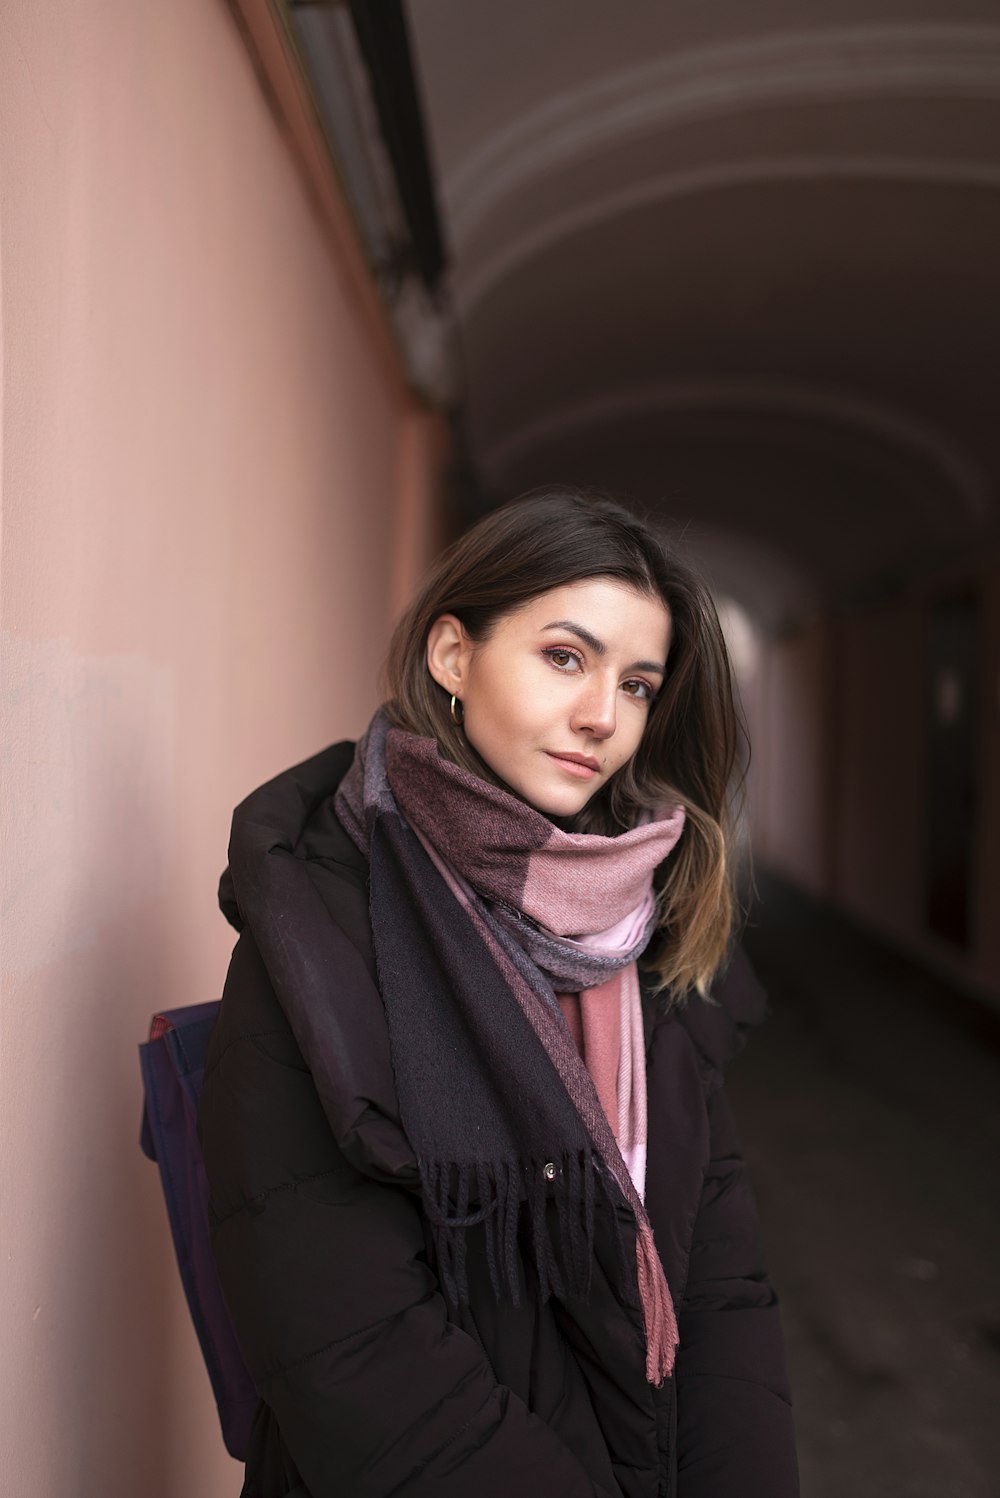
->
[426,614,473,695]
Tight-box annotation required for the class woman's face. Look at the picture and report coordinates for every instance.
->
[426,578,672,818]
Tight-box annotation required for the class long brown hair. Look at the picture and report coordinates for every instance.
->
[382,486,748,1003]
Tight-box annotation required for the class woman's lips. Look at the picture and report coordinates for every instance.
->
[545,752,600,779]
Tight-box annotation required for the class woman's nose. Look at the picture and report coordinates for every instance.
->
[570,677,617,739]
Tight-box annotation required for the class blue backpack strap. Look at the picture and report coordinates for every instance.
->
[139,1002,259,1460]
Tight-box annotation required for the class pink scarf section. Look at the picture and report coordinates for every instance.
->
[556,890,656,1200]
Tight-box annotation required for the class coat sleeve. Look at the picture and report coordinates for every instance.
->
[672,948,800,1498]
[198,931,620,1498]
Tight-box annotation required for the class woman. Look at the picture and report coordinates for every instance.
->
[198,487,799,1498]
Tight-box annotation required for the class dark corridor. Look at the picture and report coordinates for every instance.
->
[736,874,1000,1498]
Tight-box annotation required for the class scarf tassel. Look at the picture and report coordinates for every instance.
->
[636,1218,679,1383]
[420,1155,675,1382]
[420,1151,604,1312]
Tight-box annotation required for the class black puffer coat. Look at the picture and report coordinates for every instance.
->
[197,742,799,1498]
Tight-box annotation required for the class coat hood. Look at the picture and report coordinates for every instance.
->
[217,739,419,1186]
[218,740,362,933]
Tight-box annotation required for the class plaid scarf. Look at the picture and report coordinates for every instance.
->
[335,708,686,1383]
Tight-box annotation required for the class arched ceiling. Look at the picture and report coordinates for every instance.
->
[405,0,1000,628]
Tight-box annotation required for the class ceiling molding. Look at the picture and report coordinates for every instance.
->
[226,0,410,401]
[480,379,992,523]
[455,153,1000,318]
[444,23,1000,248]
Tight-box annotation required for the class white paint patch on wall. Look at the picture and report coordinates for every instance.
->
[1,633,175,979]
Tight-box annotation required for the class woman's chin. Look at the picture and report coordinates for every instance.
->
[517,778,598,821]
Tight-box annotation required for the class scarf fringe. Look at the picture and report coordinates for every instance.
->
[420,1151,602,1311]
[636,1218,679,1383]
[420,1154,676,1382]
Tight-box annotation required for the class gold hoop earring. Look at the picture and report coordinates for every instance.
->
[450,693,464,726]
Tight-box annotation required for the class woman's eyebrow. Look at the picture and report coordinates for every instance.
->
[541,620,666,676]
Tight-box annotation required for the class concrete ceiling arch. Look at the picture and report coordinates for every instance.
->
[403,0,1000,592]
[442,22,1000,253]
[481,380,991,524]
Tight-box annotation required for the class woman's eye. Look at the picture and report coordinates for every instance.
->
[623,678,654,702]
[543,647,581,671]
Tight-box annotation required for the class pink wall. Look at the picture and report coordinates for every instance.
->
[391,409,454,619]
[1,2,446,1493]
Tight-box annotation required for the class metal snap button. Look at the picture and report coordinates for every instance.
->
[542,1161,557,1182]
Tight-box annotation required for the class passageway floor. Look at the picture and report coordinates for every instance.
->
[734,873,1000,1498]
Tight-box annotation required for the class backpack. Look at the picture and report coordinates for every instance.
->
[139,1002,259,1460]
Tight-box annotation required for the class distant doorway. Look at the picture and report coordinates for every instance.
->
[925,592,980,948]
